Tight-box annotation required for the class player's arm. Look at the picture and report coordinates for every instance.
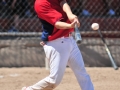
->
[60,0,74,21]
[60,0,80,26]
[55,0,77,29]
[55,20,76,29]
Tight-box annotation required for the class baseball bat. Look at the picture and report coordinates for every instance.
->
[74,24,82,44]
[97,29,118,70]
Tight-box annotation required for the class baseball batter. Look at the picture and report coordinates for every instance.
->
[22,0,94,90]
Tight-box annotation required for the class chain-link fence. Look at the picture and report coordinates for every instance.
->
[0,0,120,67]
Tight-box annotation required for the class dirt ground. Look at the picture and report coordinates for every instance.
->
[0,67,120,90]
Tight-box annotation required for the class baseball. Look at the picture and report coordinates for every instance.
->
[91,23,99,30]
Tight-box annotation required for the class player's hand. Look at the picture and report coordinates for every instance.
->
[68,14,76,21]
[69,20,79,28]
[69,20,76,28]
[73,17,80,27]
[68,14,80,27]
[40,41,46,46]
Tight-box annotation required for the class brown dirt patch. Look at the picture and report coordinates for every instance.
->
[0,67,120,90]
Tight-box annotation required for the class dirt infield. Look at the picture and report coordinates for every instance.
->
[0,67,120,90]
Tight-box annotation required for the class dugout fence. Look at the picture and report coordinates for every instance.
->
[0,0,120,67]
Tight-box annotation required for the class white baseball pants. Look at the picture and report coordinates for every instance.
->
[28,36,94,90]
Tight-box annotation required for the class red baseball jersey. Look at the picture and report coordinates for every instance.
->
[34,0,74,41]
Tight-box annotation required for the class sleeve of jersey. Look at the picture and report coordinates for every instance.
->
[59,0,64,2]
[37,6,63,25]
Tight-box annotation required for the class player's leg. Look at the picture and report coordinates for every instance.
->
[25,38,71,90]
[68,38,94,90]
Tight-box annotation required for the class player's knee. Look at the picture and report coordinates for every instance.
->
[49,81,60,88]
[46,80,61,89]
[44,75,62,89]
[44,83,57,90]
